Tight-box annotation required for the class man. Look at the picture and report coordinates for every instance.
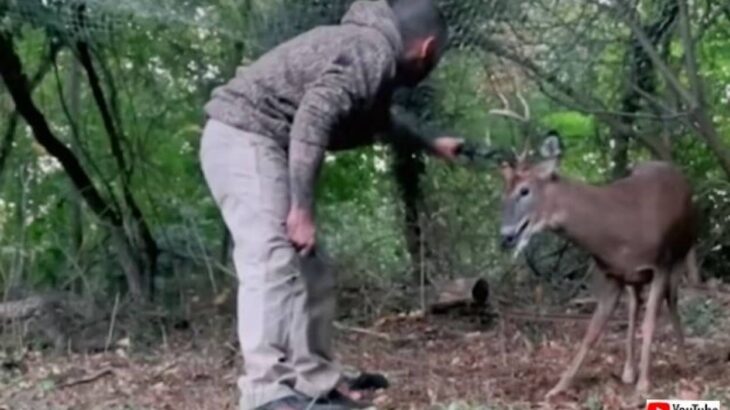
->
[200,0,462,409]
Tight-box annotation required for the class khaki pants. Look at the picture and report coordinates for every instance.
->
[199,119,342,409]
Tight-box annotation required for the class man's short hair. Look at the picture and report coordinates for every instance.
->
[388,0,449,54]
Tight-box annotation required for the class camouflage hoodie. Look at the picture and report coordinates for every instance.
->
[203,0,404,151]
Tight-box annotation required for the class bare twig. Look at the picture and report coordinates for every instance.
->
[152,360,179,379]
[104,292,120,352]
[334,321,392,342]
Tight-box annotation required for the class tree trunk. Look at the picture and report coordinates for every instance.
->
[392,145,429,284]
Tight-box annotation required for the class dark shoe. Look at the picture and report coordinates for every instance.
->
[346,372,389,391]
[316,389,371,409]
[254,394,352,410]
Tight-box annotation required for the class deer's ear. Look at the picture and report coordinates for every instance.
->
[533,158,559,180]
[540,131,563,159]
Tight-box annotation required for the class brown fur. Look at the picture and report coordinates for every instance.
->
[500,159,698,399]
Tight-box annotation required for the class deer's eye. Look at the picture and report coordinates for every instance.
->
[519,187,530,198]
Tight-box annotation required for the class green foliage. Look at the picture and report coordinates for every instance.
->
[1,0,730,313]
[681,297,723,337]
[540,112,595,140]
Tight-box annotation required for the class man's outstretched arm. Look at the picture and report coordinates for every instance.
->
[381,108,463,160]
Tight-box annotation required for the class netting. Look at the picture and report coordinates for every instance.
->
[1,0,245,42]
[1,0,512,49]
[2,0,615,108]
[0,0,616,297]
[1,0,633,125]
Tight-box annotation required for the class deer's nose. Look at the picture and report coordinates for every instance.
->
[500,228,518,249]
[501,234,517,249]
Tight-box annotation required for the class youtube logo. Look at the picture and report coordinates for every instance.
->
[646,403,670,410]
[645,400,721,410]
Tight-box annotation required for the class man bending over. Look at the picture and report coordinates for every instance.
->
[200,0,461,408]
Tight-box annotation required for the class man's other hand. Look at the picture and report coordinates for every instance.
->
[433,136,464,161]
[287,207,316,256]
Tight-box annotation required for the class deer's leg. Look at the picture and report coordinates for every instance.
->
[636,271,668,395]
[546,276,621,399]
[621,284,642,384]
[667,265,688,368]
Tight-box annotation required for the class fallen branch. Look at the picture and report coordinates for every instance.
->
[151,360,180,379]
[501,309,628,325]
[58,368,114,389]
[334,321,392,342]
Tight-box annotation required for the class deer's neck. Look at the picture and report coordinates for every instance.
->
[546,178,617,256]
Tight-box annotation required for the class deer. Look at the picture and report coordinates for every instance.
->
[496,132,699,399]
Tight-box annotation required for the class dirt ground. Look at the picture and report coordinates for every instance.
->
[1,285,729,410]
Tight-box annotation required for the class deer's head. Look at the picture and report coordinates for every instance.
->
[499,132,563,256]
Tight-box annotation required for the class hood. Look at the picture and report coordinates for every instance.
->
[341,0,403,55]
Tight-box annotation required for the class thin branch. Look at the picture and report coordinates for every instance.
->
[500,309,628,325]
[76,42,131,183]
[104,292,120,352]
[677,0,705,105]
[51,53,119,215]
[334,321,393,342]
[609,0,698,107]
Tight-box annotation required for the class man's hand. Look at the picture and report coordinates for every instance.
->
[432,136,465,161]
[287,207,316,256]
